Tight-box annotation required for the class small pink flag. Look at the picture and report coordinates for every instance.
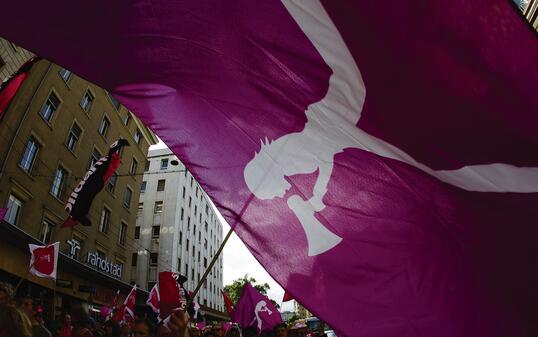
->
[232,283,282,333]
[196,322,206,331]
[28,242,59,279]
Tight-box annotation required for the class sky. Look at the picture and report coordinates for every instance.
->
[150,141,294,312]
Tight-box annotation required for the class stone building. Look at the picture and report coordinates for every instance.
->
[0,39,157,318]
[133,147,226,320]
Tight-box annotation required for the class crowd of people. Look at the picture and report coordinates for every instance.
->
[0,282,320,337]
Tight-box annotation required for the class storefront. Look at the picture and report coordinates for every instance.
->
[0,220,148,322]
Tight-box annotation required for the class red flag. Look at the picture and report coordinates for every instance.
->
[0,57,40,116]
[112,304,126,323]
[123,284,137,318]
[28,242,59,279]
[111,289,120,308]
[158,271,183,321]
[221,290,235,317]
[146,283,160,314]
[282,291,293,302]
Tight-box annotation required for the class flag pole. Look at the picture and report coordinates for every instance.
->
[187,225,234,307]
[14,260,35,293]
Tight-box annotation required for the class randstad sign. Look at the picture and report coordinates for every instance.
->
[86,252,122,279]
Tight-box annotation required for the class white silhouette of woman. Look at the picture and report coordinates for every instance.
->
[244,0,538,256]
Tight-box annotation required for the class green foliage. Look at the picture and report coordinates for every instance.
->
[223,274,279,309]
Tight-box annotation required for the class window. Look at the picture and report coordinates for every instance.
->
[154,201,163,213]
[204,222,208,232]
[182,187,186,198]
[157,179,165,191]
[186,239,189,251]
[39,219,55,244]
[40,92,60,122]
[134,226,140,239]
[179,232,183,244]
[194,225,196,234]
[191,268,194,279]
[106,91,121,110]
[99,117,110,137]
[123,188,132,208]
[197,251,200,262]
[188,197,191,207]
[144,160,150,172]
[107,172,117,193]
[194,206,197,216]
[80,90,94,112]
[204,239,207,249]
[190,177,193,187]
[130,158,138,176]
[199,213,202,223]
[66,123,82,151]
[150,253,158,266]
[140,181,146,193]
[119,223,127,245]
[20,138,39,173]
[180,208,184,220]
[205,205,209,215]
[99,208,111,233]
[59,68,72,82]
[138,202,143,213]
[50,166,67,199]
[160,159,168,170]
[131,253,138,267]
[152,226,160,238]
[123,112,131,126]
[196,187,199,197]
[178,258,181,272]
[185,264,188,275]
[89,148,101,168]
[134,129,142,144]
[187,217,190,230]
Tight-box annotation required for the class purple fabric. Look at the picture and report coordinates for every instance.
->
[232,283,283,332]
[0,208,7,221]
[1,1,537,336]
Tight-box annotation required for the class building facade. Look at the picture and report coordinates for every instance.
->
[0,39,33,81]
[0,40,157,319]
[133,147,225,315]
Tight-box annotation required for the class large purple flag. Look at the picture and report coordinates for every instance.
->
[232,283,282,332]
[1,1,538,336]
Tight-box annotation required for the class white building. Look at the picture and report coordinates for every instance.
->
[132,147,224,312]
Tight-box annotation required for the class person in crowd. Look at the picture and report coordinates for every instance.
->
[202,332,219,337]
[223,326,240,337]
[211,323,224,337]
[57,313,73,337]
[241,327,258,337]
[273,323,288,337]
[133,317,157,337]
[0,304,33,337]
[0,283,14,306]
[18,296,52,337]
[120,323,131,337]
[155,310,190,337]
[71,306,94,337]
[92,320,105,337]
[103,320,121,337]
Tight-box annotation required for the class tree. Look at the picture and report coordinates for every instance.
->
[223,274,280,309]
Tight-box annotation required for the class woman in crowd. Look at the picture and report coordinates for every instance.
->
[71,306,94,337]
[0,305,33,337]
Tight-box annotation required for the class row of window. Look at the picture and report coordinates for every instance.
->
[43,73,144,146]
[19,136,135,207]
[140,179,165,193]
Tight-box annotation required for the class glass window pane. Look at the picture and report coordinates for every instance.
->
[20,139,38,172]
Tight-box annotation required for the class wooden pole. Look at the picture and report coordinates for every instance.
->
[187,225,234,307]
